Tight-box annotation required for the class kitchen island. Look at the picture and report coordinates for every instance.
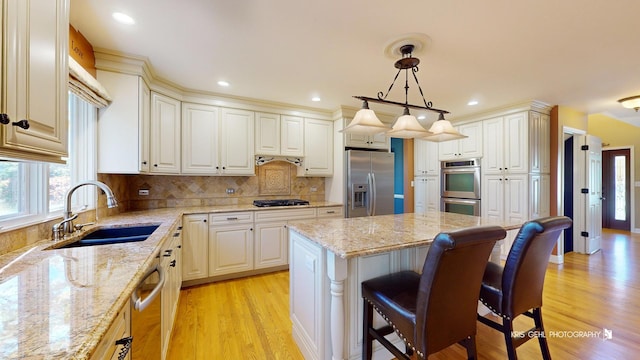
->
[286,211,522,360]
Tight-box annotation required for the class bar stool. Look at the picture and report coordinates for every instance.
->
[477,216,572,360]
[361,225,507,359]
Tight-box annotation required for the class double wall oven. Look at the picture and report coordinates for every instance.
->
[440,158,481,216]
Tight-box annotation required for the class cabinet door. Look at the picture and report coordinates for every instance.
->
[481,174,504,221]
[255,112,280,155]
[150,92,181,173]
[414,177,426,213]
[529,174,550,219]
[458,122,483,158]
[2,0,68,157]
[415,139,439,176]
[182,215,209,281]
[281,115,304,156]
[482,117,504,174]
[504,174,528,224]
[438,137,459,160]
[504,112,528,173]
[368,132,390,150]
[209,224,254,276]
[254,221,288,269]
[425,176,440,211]
[220,108,255,175]
[182,103,219,174]
[139,79,151,173]
[299,118,333,176]
[529,112,550,174]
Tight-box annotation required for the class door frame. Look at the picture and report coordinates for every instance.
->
[602,145,635,232]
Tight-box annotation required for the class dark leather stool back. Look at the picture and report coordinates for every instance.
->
[362,225,506,359]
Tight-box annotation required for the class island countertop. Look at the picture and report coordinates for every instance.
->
[286,210,523,259]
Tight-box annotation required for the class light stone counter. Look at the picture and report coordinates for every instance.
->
[0,202,340,360]
[286,210,522,360]
[286,210,522,259]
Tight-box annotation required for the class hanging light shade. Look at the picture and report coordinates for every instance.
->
[340,100,390,135]
[421,113,467,142]
[386,107,429,138]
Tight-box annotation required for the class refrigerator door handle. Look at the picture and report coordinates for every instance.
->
[366,172,373,216]
[370,172,377,216]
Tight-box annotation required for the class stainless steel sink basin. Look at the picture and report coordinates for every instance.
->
[52,224,160,249]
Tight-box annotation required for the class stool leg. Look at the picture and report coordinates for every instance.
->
[533,308,552,360]
[502,318,518,360]
[460,335,477,360]
[363,299,374,360]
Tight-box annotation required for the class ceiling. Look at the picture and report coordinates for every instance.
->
[70,0,640,126]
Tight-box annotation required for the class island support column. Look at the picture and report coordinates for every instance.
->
[327,251,348,360]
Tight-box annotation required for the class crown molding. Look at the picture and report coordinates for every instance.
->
[450,99,553,124]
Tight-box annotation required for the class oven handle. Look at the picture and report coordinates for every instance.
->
[441,167,479,174]
[131,263,166,312]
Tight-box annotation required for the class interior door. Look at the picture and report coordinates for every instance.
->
[602,149,631,230]
[573,135,603,254]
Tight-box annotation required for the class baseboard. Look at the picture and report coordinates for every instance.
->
[549,254,564,264]
[633,228,640,234]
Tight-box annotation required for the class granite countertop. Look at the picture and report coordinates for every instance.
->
[0,202,341,360]
[287,210,523,259]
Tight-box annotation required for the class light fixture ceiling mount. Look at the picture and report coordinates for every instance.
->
[618,95,640,112]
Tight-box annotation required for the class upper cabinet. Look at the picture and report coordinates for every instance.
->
[150,92,181,174]
[97,71,150,174]
[255,113,304,157]
[483,111,549,175]
[0,0,69,160]
[438,122,482,160]
[298,118,333,177]
[343,118,389,150]
[182,104,254,176]
[220,108,255,175]
[414,139,440,176]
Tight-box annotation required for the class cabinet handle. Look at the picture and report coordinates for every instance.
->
[163,249,173,257]
[173,232,180,237]
[12,119,29,129]
[170,260,177,267]
[227,217,238,220]
[154,164,158,167]
[326,211,335,214]
[177,226,183,230]
[115,336,133,360]
[0,114,9,125]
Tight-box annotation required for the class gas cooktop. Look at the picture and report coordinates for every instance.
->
[253,199,310,207]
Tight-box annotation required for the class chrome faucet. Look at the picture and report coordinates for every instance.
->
[52,180,118,240]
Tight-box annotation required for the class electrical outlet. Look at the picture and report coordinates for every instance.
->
[226,188,235,194]
[138,189,149,196]
[310,186,317,192]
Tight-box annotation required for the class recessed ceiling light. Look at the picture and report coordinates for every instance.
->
[217,81,230,87]
[467,100,479,106]
[311,96,321,102]
[112,12,135,25]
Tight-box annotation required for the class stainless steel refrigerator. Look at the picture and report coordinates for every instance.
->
[345,150,395,218]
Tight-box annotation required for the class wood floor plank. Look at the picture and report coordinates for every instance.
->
[167,229,640,359]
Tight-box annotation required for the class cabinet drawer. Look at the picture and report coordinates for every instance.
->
[254,208,316,222]
[209,211,254,225]
[91,299,130,360]
[317,206,343,218]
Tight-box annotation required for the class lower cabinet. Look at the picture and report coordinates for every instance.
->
[181,206,342,285]
[161,224,182,358]
[91,299,131,360]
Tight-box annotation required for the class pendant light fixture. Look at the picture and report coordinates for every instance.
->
[342,42,465,142]
[421,112,467,142]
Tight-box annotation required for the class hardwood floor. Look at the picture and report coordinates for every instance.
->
[167,229,640,359]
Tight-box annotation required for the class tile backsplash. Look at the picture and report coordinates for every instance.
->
[98,161,325,211]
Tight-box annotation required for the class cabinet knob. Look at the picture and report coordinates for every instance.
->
[12,119,30,129]
[154,164,158,167]
[170,260,176,267]
[0,113,9,125]
[222,166,226,170]
[215,166,219,170]
[203,219,207,223]
[142,161,148,165]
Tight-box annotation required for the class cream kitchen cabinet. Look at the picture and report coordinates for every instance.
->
[530,174,550,220]
[344,118,389,150]
[438,122,482,160]
[208,212,255,276]
[255,113,304,157]
[414,176,439,213]
[316,206,343,218]
[90,299,131,360]
[482,173,528,258]
[298,118,333,176]
[181,214,209,281]
[97,72,151,173]
[161,224,182,359]
[181,104,254,175]
[483,113,528,175]
[254,208,317,269]
[1,0,69,160]
[150,92,181,174]
[529,111,551,174]
[181,103,219,174]
[414,138,440,176]
[220,108,255,175]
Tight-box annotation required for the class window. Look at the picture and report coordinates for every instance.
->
[0,93,97,229]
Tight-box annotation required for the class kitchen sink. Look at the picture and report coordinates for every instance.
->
[50,224,160,249]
